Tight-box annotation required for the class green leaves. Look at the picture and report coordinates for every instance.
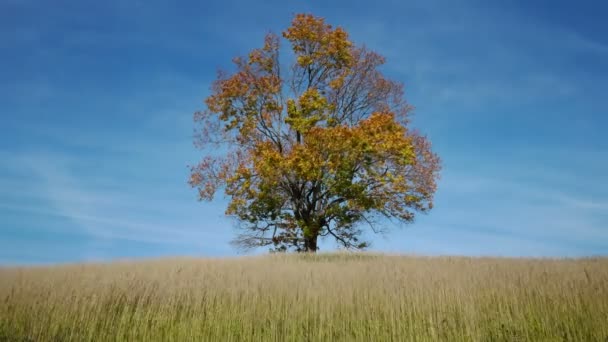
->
[191,13,441,252]
[285,89,330,133]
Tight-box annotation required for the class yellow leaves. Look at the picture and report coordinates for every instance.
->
[250,141,284,182]
[328,75,345,90]
[286,99,297,117]
[299,88,328,113]
[269,111,417,191]
[355,112,416,165]
[286,146,319,180]
[326,27,353,67]
[296,55,313,67]
[285,88,329,133]
[283,14,328,50]
[192,13,441,242]
[283,14,353,70]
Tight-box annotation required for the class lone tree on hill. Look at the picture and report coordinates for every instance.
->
[190,14,441,252]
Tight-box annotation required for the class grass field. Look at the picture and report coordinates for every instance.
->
[1,253,607,341]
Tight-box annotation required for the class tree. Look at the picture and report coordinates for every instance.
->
[190,14,441,252]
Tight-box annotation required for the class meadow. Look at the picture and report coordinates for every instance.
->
[1,253,607,341]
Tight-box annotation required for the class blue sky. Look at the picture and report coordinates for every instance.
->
[1,0,607,264]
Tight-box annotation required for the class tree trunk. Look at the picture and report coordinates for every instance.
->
[303,233,318,252]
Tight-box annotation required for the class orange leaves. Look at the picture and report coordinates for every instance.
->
[328,74,347,90]
[201,33,283,145]
[191,13,441,251]
[248,112,418,195]
[248,33,280,74]
[251,141,283,179]
[283,14,353,70]
[358,112,415,161]
[189,156,222,201]
[283,14,328,47]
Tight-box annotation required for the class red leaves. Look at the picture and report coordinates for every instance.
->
[190,13,441,251]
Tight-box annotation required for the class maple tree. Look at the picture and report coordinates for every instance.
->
[190,14,441,252]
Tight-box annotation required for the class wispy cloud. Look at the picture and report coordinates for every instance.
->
[1,0,606,262]
[340,1,608,114]
[0,149,232,256]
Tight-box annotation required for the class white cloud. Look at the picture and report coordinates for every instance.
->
[1,150,231,250]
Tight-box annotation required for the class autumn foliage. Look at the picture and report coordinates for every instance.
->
[190,14,441,252]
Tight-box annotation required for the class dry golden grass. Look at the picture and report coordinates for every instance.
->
[1,253,607,341]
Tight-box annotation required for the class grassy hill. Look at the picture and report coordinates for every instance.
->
[1,253,607,341]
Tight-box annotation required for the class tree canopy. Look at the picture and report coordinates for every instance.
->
[190,14,441,252]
